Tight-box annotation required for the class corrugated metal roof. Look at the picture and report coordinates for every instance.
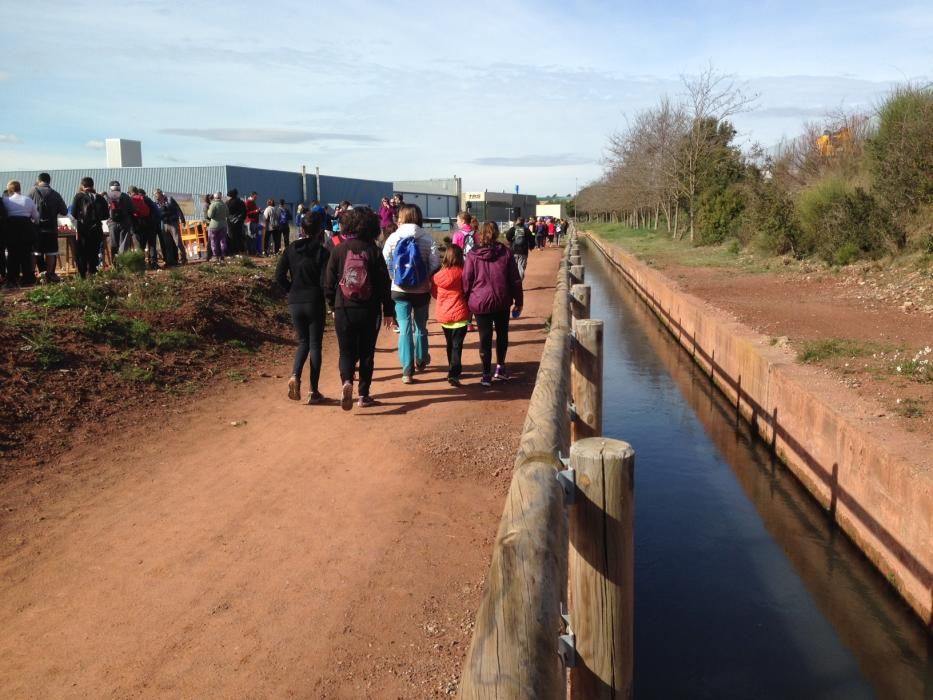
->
[0,166,228,200]
[318,175,392,209]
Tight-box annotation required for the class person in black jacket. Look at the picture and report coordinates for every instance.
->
[324,207,395,410]
[505,217,534,281]
[225,189,247,255]
[276,210,331,405]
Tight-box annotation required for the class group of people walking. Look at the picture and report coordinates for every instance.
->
[275,203,525,409]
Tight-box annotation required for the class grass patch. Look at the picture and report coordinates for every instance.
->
[893,358,933,383]
[894,398,925,418]
[198,262,260,278]
[20,326,65,368]
[227,369,248,383]
[226,339,256,354]
[587,223,770,272]
[113,250,147,275]
[84,311,154,348]
[121,279,180,312]
[120,364,156,383]
[25,279,107,311]
[798,338,885,364]
[154,330,199,351]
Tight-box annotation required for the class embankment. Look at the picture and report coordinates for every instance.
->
[584,232,933,627]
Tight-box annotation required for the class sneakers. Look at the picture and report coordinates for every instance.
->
[480,374,492,387]
[287,376,300,401]
[340,381,353,411]
[357,395,376,408]
[467,323,475,332]
[448,376,461,387]
[307,391,325,405]
[493,365,510,382]
[415,358,429,372]
[392,324,400,334]
[401,374,413,385]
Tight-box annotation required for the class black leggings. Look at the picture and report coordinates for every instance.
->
[334,306,381,397]
[289,302,325,392]
[475,309,510,375]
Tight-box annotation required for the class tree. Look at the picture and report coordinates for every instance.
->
[674,66,757,240]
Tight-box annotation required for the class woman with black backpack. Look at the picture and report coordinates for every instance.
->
[276,210,331,405]
[324,207,395,410]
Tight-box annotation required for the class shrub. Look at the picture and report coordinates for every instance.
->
[796,177,903,263]
[154,330,198,351]
[747,182,802,256]
[867,84,933,218]
[113,250,147,275]
[696,184,745,245]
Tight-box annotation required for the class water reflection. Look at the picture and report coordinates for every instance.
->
[581,242,932,699]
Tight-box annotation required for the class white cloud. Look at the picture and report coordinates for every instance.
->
[470,154,595,168]
[85,140,105,150]
[0,134,19,143]
[159,128,381,144]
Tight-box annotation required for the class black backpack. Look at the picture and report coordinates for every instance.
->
[78,192,108,227]
[34,188,57,231]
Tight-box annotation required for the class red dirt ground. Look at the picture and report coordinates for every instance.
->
[0,248,562,699]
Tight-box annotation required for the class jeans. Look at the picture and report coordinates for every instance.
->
[289,302,325,392]
[208,227,228,259]
[475,309,510,376]
[442,325,468,379]
[393,294,430,377]
[334,306,381,397]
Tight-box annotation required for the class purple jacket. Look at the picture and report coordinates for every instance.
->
[462,242,524,314]
[379,204,395,229]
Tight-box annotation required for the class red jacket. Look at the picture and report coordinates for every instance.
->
[245,198,260,224]
[431,266,470,324]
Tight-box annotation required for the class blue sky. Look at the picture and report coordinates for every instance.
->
[1,0,929,196]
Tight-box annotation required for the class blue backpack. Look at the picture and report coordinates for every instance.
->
[392,235,426,288]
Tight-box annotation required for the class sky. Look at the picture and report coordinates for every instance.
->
[1,0,930,196]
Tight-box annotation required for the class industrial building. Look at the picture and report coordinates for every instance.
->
[462,190,538,223]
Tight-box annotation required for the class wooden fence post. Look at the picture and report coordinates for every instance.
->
[571,319,602,443]
[570,284,590,330]
[570,265,585,285]
[569,438,635,700]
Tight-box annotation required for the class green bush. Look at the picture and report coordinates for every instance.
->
[113,250,147,275]
[796,177,903,263]
[867,85,933,217]
[747,182,802,256]
[696,184,745,245]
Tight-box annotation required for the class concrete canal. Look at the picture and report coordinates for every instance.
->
[580,241,933,698]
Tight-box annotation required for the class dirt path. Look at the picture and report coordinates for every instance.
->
[0,249,562,699]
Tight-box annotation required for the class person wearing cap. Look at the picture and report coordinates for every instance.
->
[206,192,229,261]
[106,181,135,257]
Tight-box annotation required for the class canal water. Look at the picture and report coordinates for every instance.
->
[580,242,933,699]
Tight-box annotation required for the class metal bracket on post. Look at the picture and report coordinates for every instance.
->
[558,603,577,668]
[556,454,576,505]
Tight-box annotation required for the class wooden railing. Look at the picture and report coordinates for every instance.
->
[459,228,635,700]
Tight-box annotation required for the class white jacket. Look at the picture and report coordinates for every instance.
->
[382,223,440,295]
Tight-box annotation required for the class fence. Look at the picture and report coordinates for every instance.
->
[459,228,635,699]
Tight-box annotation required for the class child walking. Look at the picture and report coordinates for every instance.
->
[431,244,471,386]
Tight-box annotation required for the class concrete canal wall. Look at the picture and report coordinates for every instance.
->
[585,233,933,626]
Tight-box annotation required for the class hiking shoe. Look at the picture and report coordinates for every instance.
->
[307,391,325,405]
[340,381,353,411]
[493,365,510,382]
[288,376,300,401]
[401,374,413,385]
[480,374,492,387]
[358,395,376,408]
